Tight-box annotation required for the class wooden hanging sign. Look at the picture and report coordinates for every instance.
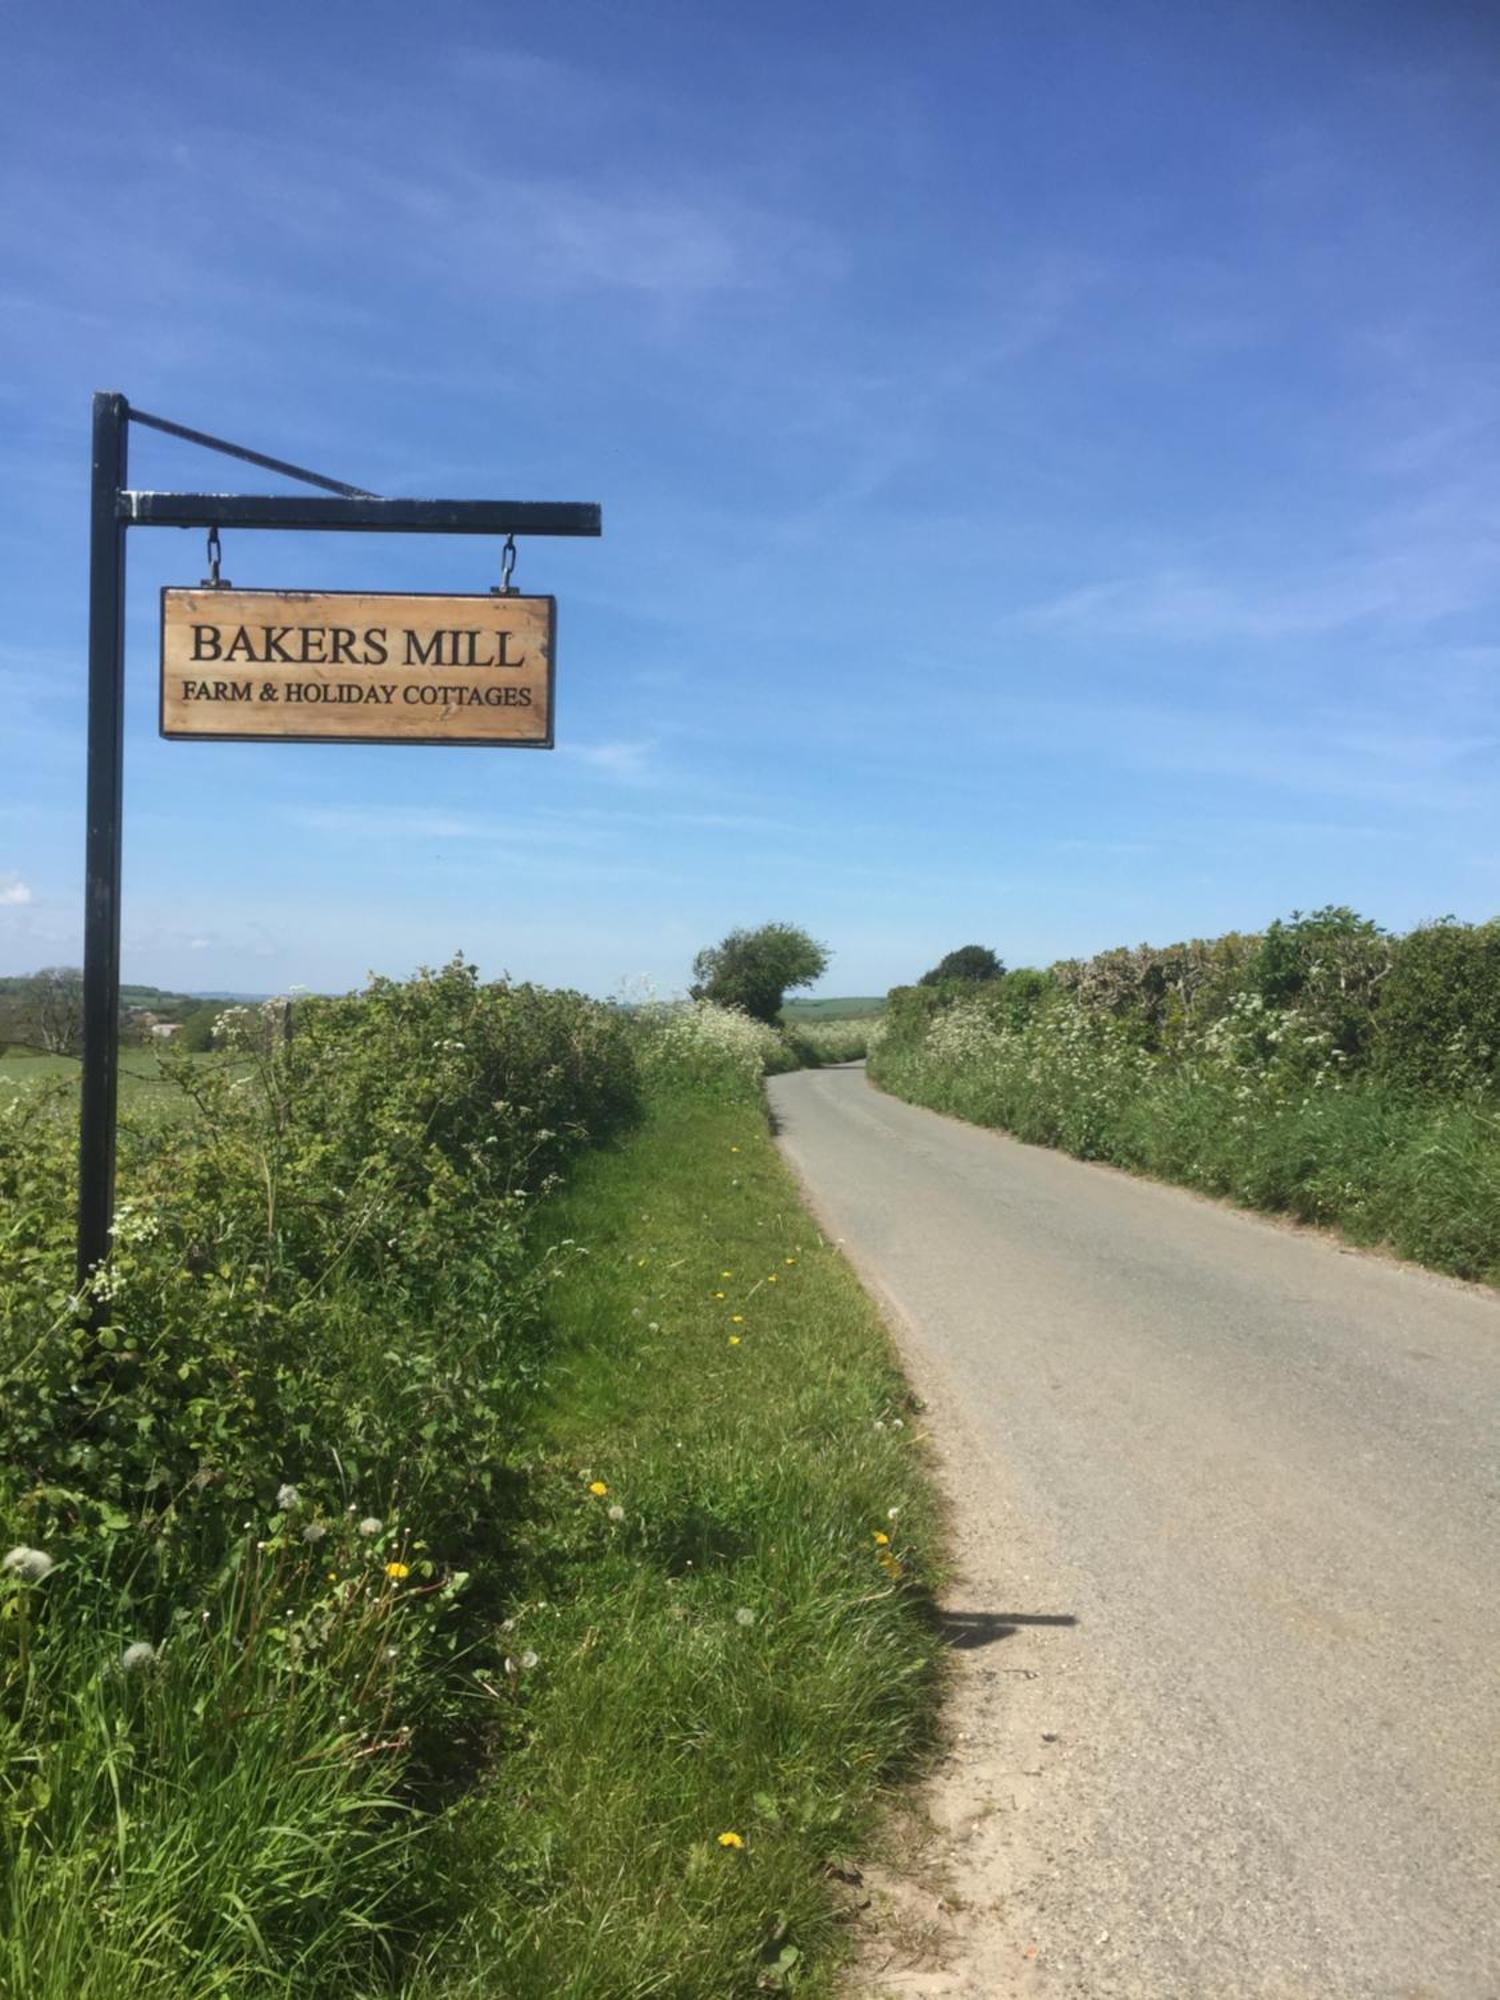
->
[160,587,555,746]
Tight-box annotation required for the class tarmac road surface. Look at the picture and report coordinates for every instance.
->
[767,1064,1500,1999]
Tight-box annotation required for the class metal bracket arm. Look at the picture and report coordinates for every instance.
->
[117,493,602,536]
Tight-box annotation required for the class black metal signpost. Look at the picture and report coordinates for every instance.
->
[78,390,601,1296]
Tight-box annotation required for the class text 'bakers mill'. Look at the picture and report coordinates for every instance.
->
[186,623,532,669]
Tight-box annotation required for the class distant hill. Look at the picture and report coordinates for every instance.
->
[1,976,274,1010]
[781,996,887,1022]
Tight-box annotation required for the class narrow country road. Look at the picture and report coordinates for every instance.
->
[767,1065,1500,2000]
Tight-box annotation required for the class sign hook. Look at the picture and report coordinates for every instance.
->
[200,525,231,589]
[492,533,518,596]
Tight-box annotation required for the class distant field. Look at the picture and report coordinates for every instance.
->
[781,995,887,1021]
[0,1048,219,1123]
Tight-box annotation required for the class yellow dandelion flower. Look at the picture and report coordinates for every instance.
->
[731,1314,744,1324]
[730,1146,740,1154]
[873,1531,890,1546]
[327,1571,338,1583]
[766,1274,777,1283]
[717,1830,745,1848]
[721,1270,733,1278]
[784,1257,796,1266]
[729,1335,741,1346]
[589,1481,608,1497]
[714,1290,727,1300]
[385,1561,410,1579]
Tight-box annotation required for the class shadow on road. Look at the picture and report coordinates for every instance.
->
[936,1609,1079,1651]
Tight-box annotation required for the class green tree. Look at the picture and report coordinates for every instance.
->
[919,944,1004,986]
[12,966,85,1054]
[691,923,829,1025]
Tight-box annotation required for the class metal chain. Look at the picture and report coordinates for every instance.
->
[494,533,518,596]
[200,526,230,589]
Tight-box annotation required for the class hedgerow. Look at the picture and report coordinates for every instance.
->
[1,971,930,1997]
[1,961,643,1991]
[871,909,1500,1283]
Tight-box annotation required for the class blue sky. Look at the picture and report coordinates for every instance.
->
[2,0,1498,998]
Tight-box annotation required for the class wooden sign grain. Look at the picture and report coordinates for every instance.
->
[160,588,555,745]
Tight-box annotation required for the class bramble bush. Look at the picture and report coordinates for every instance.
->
[871,910,1500,1282]
[4,961,639,1571]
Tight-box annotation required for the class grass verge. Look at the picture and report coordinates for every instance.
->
[423,1086,942,1997]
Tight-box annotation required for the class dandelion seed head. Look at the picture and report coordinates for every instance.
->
[121,1641,157,1673]
[302,1522,328,1545]
[2,1546,53,1581]
[519,1649,539,1670]
[358,1516,383,1538]
[276,1483,301,1511]
[607,1504,625,1523]
[735,1607,756,1627]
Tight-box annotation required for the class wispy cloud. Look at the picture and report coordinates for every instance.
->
[990,692,1498,813]
[280,806,607,849]
[0,875,33,907]
[1019,527,1500,644]
[278,793,803,845]
[560,739,657,783]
